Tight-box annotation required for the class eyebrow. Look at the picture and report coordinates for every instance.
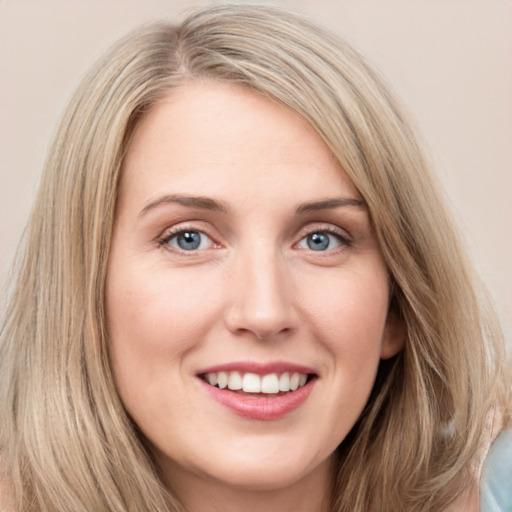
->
[139,194,365,217]
[296,197,365,214]
[140,194,229,216]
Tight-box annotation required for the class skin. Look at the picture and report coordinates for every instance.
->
[106,81,404,512]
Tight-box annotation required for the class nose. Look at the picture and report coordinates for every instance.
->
[224,247,297,341]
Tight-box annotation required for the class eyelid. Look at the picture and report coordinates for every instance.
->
[158,223,221,252]
[294,223,353,248]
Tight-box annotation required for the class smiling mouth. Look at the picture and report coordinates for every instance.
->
[200,371,315,396]
[198,366,318,420]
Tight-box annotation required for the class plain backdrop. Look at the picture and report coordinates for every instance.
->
[1,0,511,348]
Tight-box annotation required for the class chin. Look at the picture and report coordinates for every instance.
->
[212,465,309,492]
[174,444,333,494]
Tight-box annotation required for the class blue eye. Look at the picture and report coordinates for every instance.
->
[165,230,213,251]
[297,231,343,251]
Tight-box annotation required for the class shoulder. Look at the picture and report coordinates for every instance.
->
[442,417,511,512]
[480,427,512,512]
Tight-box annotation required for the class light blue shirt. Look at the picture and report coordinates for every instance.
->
[480,428,512,512]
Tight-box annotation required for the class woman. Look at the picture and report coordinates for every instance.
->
[0,4,510,511]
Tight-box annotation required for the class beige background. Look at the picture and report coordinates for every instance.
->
[1,0,511,348]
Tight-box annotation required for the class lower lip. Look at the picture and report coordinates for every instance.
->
[199,378,315,420]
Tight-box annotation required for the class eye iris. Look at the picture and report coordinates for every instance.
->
[177,231,201,250]
[307,232,330,251]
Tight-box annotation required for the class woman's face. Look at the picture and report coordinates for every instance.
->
[106,82,403,497]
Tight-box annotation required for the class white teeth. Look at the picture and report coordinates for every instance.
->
[206,373,218,386]
[279,372,290,392]
[261,373,280,394]
[242,373,261,392]
[203,370,310,394]
[217,371,228,389]
[290,372,300,391]
[227,371,242,391]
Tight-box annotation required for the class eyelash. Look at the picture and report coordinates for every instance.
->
[158,225,217,252]
[298,227,353,250]
[157,224,353,254]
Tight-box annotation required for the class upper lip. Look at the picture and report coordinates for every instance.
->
[197,360,318,376]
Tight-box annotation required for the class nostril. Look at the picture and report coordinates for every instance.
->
[240,325,292,342]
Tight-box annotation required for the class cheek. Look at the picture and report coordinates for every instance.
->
[298,264,390,417]
[105,261,223,413]
[107,263,219,357]
[286,268,390,454]
[302,267,390,356]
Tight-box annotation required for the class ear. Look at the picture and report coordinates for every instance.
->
[380,305,406,360]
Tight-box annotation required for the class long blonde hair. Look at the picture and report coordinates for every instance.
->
[0,5,508,511]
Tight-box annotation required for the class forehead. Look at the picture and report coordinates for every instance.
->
[120,81,360,209]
